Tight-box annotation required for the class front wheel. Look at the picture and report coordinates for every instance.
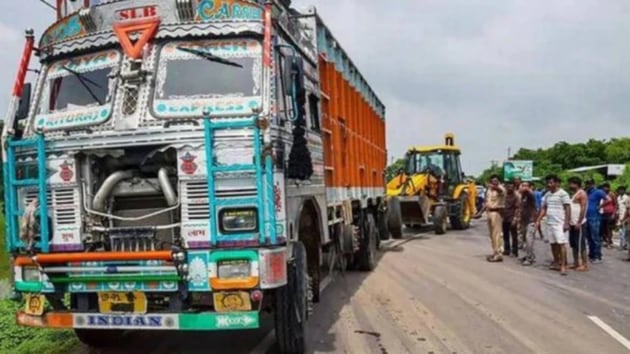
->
[387,198,404,239]
[434,205,448,235]
[275,242,309,354]
[450,192,472,230]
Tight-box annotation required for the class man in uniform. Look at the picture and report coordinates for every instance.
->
[502,181,521,257]
[484,174,506,262]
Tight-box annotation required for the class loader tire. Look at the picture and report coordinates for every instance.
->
[434,205,448,235]
[387,197,404,239]
[378,209,390,241]
[450,192,472,230]
[275,242,309,354]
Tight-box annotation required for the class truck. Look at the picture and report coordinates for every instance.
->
[386,134,477,237]
[2,1,387,353]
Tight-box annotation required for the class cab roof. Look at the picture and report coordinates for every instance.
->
[407,145,461,154]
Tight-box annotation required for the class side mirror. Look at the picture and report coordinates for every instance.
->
[15,83,31,120]
[283,56,305,93]
[283,55,306,119]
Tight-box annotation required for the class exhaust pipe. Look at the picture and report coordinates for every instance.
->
[93,171,134,212]
[92,168,177,212]
[158,167,177,206]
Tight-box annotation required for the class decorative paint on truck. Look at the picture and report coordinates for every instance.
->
[3,1,387,353]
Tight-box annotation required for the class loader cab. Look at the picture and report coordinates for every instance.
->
[405,149,462,184]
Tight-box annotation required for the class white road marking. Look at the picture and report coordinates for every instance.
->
[250,275,334,354]
[588,316,630,351]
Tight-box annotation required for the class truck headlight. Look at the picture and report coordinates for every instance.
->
[22,266,41,282]
[219,208,257,233]
[218,260,250,279]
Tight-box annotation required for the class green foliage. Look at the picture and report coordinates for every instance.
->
[611,163,630,190]
[477,165,503,184]
[0,217,78,354]
[478,138,630,187]
[0,300,77,354]
[0,213,8,280]
[386,158,406,181]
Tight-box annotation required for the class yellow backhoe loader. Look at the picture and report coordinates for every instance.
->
[385,134,477,238]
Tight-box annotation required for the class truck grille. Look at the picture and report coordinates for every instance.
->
[180,181,258,221]
[181,181,209,221]
[25,188,80,225]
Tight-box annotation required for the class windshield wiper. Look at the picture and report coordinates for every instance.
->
[176,46,244,68]
[61,65,104,105]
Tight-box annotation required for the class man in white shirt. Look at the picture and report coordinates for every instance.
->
[617,186,629,250]
[536,174,571,275]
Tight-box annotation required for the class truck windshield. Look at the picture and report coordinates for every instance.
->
[49,67,109,109]
[155,39,262,101]
[406,152,444,175]
[158,57,256,99]
[40,50,120,114]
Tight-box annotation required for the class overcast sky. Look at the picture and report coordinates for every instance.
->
[1,1,630,174]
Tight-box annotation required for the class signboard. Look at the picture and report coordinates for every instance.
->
[503,160,533,181]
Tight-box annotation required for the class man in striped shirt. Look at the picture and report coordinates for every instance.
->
[536,174,572,275]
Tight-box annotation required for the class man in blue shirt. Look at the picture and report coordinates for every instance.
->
[534,187,543,211]
[584,179,610,263]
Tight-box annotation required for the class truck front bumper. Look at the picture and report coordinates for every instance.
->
[17,310,260,331]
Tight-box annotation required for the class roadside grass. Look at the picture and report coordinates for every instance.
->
[0,213,9,279]
[0,214,79,354]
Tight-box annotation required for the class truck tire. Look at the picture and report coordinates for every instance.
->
[387,198,404,239]
[377,209,390,241]
[74,329,126,348]
[275,242,309,354]
[357,213,377,271]
[434,205,448,235]
[450,192,472,230]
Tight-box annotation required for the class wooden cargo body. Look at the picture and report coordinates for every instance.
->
[315,19,387,203]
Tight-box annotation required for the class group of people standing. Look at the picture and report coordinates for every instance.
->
[479,174,630,275]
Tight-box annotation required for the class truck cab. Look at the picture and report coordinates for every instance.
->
[2,1,387,352]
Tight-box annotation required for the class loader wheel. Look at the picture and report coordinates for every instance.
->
[356,213,377,271]
[387,197,404,239]
[275,242,309,354]
[450,192,472,230]
[434,205,448,235]
[378,209,390,241]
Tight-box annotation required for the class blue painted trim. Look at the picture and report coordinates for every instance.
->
[13,179,39,187]
[203,115,279,246]
[212,164,256,173]
[2,162,11,252]
[265,155,277,244]
[5,134,50,252]
[203,119,218,247]
[252,122,266,245]
[6,138,18,250]
[215,197,258,208]
[36,134,49,253]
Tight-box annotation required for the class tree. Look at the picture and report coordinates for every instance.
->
[386,158,405,181]
[478,137,630,188]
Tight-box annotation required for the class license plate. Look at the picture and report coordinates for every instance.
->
[213,291,252,312]
[24,294,45,316]
[98,292,147,314]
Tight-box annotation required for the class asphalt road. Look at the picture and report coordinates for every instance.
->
[80,221,630,354]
